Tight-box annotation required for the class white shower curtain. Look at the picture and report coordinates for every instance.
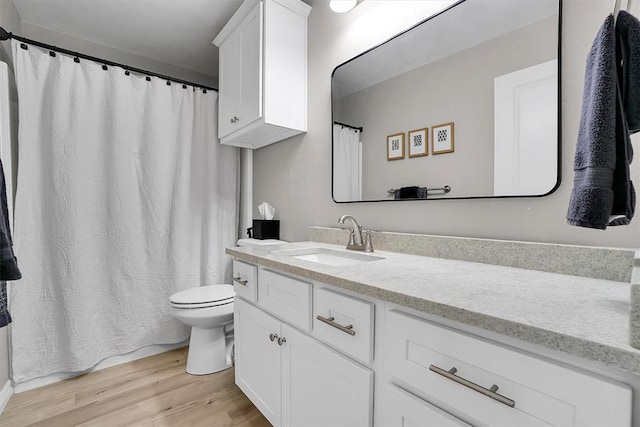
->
[333,124,361,201]
[10,41,239,383]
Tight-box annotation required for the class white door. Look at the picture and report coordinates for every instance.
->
[494,60,558,196]
[281,324,374,427]
[235,299,282,426]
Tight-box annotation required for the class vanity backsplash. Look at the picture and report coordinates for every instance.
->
[310,227,635,283]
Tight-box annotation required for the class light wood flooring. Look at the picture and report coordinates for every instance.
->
[0,347,271,426]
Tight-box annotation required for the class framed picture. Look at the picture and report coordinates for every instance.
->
[408,127,428,158]
[432,122,455,154]
[387,132,405,160]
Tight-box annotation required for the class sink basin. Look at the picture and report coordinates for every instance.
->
[274,248,384,267]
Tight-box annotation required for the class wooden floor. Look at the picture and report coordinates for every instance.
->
[0,347,271,427]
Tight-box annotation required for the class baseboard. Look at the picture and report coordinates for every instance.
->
[14,340,188,394]
[0,379,13,415]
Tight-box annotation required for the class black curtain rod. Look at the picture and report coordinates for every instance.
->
[333,121,363,132]
[0,27,218,92]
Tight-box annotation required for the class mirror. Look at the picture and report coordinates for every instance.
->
[332,0,561,202]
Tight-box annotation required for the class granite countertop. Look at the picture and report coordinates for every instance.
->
[226,241,640,376]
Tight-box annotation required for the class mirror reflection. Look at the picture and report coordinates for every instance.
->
[332,0,561,202]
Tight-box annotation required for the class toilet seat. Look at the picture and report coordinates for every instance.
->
[170,285,235,309]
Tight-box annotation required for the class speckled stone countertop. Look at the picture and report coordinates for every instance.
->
[226,241,640,376]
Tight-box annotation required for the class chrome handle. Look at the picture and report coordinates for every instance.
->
[316,315,356,336]
[269,333,278,342]
[429,365,515,408]
[230,116,239,123]
[277,336,286,346]
[233,277,248,286]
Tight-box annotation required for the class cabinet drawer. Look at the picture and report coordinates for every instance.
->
[385,310,632,426]
[313,287,374,365]
[232,259,258,302]
[258,269,312,331]
[381,384,470,427]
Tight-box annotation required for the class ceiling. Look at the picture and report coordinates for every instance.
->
[11,0,246,78]
[333,0,559,98]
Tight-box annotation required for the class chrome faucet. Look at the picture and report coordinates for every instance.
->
[338,215,375,252]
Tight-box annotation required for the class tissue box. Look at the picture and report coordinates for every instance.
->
[253,220,280,240]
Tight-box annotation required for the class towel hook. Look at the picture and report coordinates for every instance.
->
[613,0,633,15]
[614,0,622,15]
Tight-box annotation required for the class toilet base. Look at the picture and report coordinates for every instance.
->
[185,325,232,375]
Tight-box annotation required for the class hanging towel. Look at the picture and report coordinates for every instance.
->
[567,15,618,229]
[399,186,419,199]
[0,159,20,280]
[618,10,640,133]
[0,159,20,327]
[606,10,640,226]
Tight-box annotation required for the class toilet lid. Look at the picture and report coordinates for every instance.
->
[170,284,235,305]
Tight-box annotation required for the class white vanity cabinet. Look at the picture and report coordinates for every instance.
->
[213,0,311,149]
[233,265,374,427]
[234,297,282,424]
[231,256,635,427]
[381,309,633,426]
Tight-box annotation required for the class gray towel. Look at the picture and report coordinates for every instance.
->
[0,282,10,328]
[567,15,618,229]
[393,186,428,199]
[608,11,640,225]
[618,10,640,133]
[0,159,20,280]
[0,159,20,328]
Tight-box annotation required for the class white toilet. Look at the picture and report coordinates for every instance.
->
[169,284,235,375]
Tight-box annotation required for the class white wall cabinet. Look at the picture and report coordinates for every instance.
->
[213,0,311,149]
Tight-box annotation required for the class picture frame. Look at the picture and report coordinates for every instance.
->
[387,132,405,160]
[408,127,429,158]
[432,122,455,155]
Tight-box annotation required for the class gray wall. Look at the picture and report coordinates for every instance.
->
[253,0,640,249]
[335,16,557,200]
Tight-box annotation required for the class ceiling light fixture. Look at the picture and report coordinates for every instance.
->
[330,0,359,13]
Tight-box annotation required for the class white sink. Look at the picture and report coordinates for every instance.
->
[275,248,384,266]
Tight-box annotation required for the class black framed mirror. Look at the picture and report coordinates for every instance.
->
[331,0,562,202]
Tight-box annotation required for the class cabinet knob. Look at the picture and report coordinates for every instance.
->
[277,336,286,346]
[269,333,278,342]
[230,116,239,124]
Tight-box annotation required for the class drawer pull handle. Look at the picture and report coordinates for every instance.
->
[316,315,356,336]
[429,365,515,408]
[269,333,278,342]
[233,277,248,286]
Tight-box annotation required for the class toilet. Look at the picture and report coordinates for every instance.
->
[169,284,235,375]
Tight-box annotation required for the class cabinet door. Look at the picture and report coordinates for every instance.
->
[218,1,262,139]
[218,29,241,138]
[238,1,262,130]
[381,384,471,427]
[281,324,373,427]
[235,299,282,426]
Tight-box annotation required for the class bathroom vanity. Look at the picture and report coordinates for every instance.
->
[227,234,640,426]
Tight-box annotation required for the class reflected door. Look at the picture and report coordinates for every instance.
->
[493,59,558,196]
